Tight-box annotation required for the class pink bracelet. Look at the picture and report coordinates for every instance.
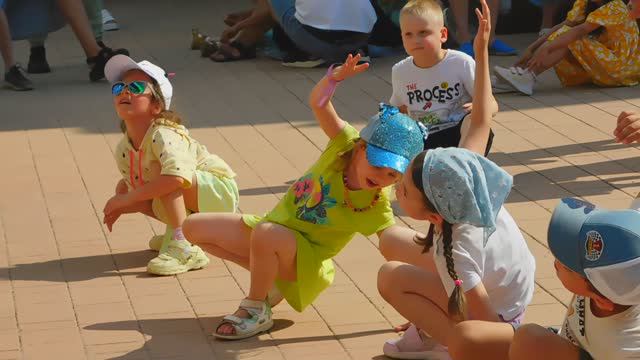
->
[317,64,341,107]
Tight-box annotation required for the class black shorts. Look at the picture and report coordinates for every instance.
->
[423,118,495,157]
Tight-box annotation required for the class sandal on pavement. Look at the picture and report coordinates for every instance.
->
[383,324,450,360]
[214,298,274,340]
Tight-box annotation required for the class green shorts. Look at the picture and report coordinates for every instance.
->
[152,170,239,224]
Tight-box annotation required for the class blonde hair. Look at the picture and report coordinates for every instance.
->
[400,0,445,26]
[119,78,184,133]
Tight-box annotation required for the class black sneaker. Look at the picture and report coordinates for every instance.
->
[27,46,51,74]
[4,64,34,91]
[87,47,117,81]
[87,41,129,66]
[282,51,325,68]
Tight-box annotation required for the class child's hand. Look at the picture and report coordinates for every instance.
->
[221,26,239,43]
[527,45,549,72]
[515,48,534,68]
[104,193,133,218]
[115,179,129,195]
[473,0,491,56]
[330,54,369,82]
[614,111,640,144]
[463,102,473,113]
[103,211,122,232]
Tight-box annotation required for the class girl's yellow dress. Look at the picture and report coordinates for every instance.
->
[549,0,640,87]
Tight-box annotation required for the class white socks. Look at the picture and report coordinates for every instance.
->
[173,227,186,241]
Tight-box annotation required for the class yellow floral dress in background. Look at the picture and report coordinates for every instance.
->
[549,0,640,87]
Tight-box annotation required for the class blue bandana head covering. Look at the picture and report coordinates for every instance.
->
[420,148,513,246]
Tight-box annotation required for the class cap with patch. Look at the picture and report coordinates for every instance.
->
[360,104,426,174]
[548,197,640,305]
[105,55,173,109]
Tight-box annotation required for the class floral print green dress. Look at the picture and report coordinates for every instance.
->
[243,124,395,312]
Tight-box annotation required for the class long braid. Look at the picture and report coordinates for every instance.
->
[410,150,467,322]
[442,221,467,323]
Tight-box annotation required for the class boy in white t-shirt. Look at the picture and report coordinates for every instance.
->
[390,0,499,155]
[508,198,640,360]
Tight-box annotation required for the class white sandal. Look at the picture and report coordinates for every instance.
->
[213,299,274,340]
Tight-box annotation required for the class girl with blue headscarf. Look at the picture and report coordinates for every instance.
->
[377,2,536,359]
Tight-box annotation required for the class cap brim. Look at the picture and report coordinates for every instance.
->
[366,143,409,173]
[548,198,599,276]
[105,55,141,84]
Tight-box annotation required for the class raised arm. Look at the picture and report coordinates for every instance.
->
[458,0,492,155]
[308,54,369,140]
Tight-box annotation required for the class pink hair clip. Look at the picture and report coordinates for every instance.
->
[316,63,341,107]
[454,279,463,287]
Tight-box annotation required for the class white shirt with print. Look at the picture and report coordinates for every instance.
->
[432,207,536,321]
[559,295,640,359]
[390,50,475,133]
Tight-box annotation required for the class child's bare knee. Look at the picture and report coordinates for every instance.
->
[377,261,403,299]
[448,321,481,359]
[379,233,401,260]
[510,324,546,360]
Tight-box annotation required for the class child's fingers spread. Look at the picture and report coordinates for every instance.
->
[481,0,490,18]
[355,63,370,73]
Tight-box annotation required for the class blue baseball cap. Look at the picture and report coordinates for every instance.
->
[548,197,640,304]
[360,104,426,173]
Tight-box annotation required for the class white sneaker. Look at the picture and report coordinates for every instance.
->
[102,9,119,31]
[539,28,552,38]
[494,66,536,96]
[491,74,517,94]
[147,240,210,275]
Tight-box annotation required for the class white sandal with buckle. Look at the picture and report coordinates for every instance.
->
[214,299,274,340]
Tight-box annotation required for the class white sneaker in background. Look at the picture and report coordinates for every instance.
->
[539,28,552,38]
[102,9,119,31]
[491,74,517,94]
[494,66,536,96]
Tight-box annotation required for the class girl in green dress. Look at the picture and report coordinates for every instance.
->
[183,53,426,340]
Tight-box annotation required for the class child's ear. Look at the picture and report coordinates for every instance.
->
[591,293,616,311]
[426,212,444,225]
[440,27,448,44]
[151,101,163,116]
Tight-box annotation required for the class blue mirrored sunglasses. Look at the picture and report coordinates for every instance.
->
[111,81,149,96]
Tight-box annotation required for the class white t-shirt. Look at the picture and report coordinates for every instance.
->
[433,207,536,321]
[390,50,475,133]
[295,0,377,33]
[559,296,640,359]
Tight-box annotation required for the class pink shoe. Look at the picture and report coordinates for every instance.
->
[383,324,450,360]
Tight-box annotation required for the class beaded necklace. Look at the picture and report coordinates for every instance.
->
[342,174,381,212]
